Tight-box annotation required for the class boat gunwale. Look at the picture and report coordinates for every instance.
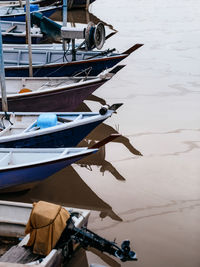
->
[4,77,106,98]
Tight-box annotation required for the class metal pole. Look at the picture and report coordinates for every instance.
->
[26,0,33,77]
[62,0,67,51]
[86,0,90,10]
[63,0,67,27]
[0,23,8,112]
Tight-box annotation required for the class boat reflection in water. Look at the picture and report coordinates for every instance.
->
[76,96,143,157]
[51,8,117,32]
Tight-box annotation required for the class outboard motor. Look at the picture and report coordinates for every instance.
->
[57,214,137,262]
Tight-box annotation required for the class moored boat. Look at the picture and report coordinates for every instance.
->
[0,5,61,22]
[0,20,43,44]
[1,66,124,112]
[0,147,98,192]
[0,200,90,266]
[0,200,137,264]
[3,44,143,77]
[0,104,122,148]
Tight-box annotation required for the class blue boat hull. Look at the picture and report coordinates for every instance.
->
[0,152,93,192]
[2,35,42,44]
[5,56,126,77]
[0,8,58,22]
[0,119,104,148]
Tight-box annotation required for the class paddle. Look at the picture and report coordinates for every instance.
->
[89,134,121,149]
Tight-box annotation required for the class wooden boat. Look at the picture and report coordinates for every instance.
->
[3,44,143,77]
[0,200,137,264]
[0,5,61,22]
[0,147,98,192]
[0,20,43,44]
[0,105,122,148]
[1,66,123,112]
[0,200,90,266]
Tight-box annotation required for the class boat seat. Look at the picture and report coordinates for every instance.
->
[0,245,41,264]
[6,25,17,33]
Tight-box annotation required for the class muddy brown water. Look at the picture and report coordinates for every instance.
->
[1,0,200,266]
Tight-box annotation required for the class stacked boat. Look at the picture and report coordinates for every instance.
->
[0,1,142,265]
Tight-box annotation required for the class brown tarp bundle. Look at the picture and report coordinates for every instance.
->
[25,201,70,256]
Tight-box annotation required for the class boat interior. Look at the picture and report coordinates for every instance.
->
[0,201,90,265]
[5,76,94,94]
[0,112,95,137]
[1,21,26,33]
[4,48,118,66]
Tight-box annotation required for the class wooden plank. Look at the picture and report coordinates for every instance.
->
[0,246,39,264]
[6,25,17,33]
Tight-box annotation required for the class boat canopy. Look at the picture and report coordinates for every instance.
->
[25,201,70,256]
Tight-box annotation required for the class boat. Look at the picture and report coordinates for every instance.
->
[0,20,43,44]
[0,200,90,266]
[3,44,143,77]
[0,0,45,6]
[60,0,97,10]
[0,200,137,264]
[0,0,96,10]
[1,66,124,112]
[0,147,98,192]
[0,4,61,22]
[0,12,63,44]
[0,104,122,148]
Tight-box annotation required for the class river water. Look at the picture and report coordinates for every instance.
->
[1,0,200,266]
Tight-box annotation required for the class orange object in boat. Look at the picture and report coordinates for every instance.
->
[19,88,32,93]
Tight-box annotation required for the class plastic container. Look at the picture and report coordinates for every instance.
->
[37,114,57,129]
[24,4,39,12]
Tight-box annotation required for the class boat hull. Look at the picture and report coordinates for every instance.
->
[0,151,93,192]
[0,79,106,112]
[5,55,126,77]
[70,0,96,8]
[0,7,59,22]
[2,34,42,44]
[0,119,104,148]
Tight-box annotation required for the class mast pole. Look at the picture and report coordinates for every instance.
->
[26,0,33,77]
[62,0,67,51]
[0,23,8,112]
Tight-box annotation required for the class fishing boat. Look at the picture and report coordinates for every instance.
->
[0,0,44,6]
[1,66,124,112]
[0,200,137,265]
[0,12,63,44]
[0,200,90,266]
[0,0,96,9]
[0,4,61,22]
[3,44,143,77]
[0,147,97,192]
[0,104,122,148]
[0,20,43,44]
